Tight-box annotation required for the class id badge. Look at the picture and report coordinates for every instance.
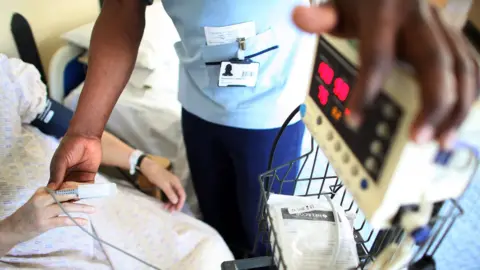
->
[218,60,260,87]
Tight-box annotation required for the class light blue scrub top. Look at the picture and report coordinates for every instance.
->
[162,0,311,129]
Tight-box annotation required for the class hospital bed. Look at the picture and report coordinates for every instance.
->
[0,52,236,269]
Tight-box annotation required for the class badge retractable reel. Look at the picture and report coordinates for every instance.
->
[300,34,479,269]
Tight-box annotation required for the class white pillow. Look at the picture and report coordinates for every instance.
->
[61,1,180,70]
[62,22,94,49]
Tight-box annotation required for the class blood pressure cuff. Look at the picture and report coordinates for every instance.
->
[30,98,73,139]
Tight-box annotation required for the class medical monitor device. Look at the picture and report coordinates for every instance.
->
[301,34,478,229]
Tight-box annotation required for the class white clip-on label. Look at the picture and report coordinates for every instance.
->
[204,22,256,46]
[288,204,322,214]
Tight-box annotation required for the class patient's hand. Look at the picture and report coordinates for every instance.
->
[140,158,186,212]
[1,187,95,246]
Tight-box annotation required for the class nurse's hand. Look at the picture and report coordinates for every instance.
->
[293,0,480,149]
[48,134,102,189]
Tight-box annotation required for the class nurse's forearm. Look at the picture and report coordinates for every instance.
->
[68,0,146,139]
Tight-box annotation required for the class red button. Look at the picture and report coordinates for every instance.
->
[333,78,349,102]
[318,62,334,85]
[318,85,329,106]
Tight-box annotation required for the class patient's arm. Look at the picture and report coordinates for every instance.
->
[100,131,133,168]
[0,185,94,257]
[100,132,186,211]
[0,222,17,257]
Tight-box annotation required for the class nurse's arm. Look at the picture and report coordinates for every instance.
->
[68,0,147,139]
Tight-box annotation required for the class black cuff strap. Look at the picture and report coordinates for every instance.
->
[136,154,148,171]
[30,98,74,139]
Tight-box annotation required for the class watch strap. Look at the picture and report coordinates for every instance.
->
[136,154,148,171]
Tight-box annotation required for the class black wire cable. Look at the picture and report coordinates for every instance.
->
[267,105,301,171]
[265,106,301,193]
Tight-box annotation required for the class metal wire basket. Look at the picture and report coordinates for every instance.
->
[221,107,465,270]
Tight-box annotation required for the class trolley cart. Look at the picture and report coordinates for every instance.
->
[221,107,470,270]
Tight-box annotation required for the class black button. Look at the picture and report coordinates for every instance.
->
[370,141,383,156]
[382,103,396,120]
[351,166,359,176]
[364,157,377,173]
[334,142,341,151]
[376,122,390,139]
[327,131,334,141]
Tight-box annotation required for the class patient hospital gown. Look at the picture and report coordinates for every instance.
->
[0,54,233,269]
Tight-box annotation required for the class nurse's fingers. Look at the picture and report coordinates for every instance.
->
[431,9,477,148]
[462,35,480,95]
[292,5,338,35]
[399,6,456,145]
[345,2,398,126]
[48,152,68,190]
[403,21,455,145]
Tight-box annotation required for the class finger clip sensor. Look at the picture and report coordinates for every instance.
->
[54,183,117,199]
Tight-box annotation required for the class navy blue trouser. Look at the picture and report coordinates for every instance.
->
[181,108,305,258]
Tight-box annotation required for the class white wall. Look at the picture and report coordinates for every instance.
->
[0,0,99,73]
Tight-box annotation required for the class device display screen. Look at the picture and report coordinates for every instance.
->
[309,37,402,181]
[313,48,356,132]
